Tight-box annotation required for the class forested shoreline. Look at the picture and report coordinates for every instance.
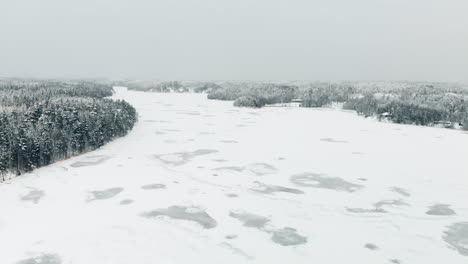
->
[204,81,468,129]
[0,80,137,180]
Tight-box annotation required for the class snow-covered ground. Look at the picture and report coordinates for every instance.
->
[1,87,467,264]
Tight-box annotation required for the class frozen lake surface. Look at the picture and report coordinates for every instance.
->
[1,87,468,264]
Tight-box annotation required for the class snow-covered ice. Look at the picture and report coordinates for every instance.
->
[1,87,468,263]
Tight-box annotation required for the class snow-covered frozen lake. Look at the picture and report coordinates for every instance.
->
[1,87,467,264]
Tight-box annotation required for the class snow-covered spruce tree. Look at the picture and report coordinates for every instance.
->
[0,80,137,178]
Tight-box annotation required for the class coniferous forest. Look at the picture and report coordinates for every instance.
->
[0,80,137,179]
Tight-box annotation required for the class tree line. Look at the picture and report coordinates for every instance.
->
[204,81,468,129]
[0,80,137,180]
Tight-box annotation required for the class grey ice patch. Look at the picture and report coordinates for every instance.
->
[271,227,307,246]
[247,163,278,176]
[374,199,410,209]
[346,207,387,214]
[87,187,123,202]
[226,193,239,198]
[389,259,401,264]
[365,243,379,250]
[120,199,134,205]
[390,187,411,197]
[320,138,348,143]
[220,140,239,144]
[229,211,270,229]
[21,188,45,204]
[155,131,166,135]
[290,173,363,192]
[443,222,468,256]
[426,204,456,216]
[70,155,110,167]
[225,234,238,239]
[154,149,218,166]
[213,166,245,172]
[141,184,166,190]
[164,140,177,144]
[250,181,304,195]
[141,206,217,229]
[199,132,215,135]
[16,253,62,264]
[213,159,227,163]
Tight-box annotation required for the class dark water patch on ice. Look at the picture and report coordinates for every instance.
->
[21,188,45,204]
[141,184,166,190]
[141,206,217,229]
[247,163,278,176]
[443,222,468,256]
[320,138,348,143]
[290,173,363,192]
[365,243,379,250]
[426,204,456,216]
[230,211,270,229]
[271,227,307,246]
[374,199,410,209]
[120,199,134,205]
[16,253,62,264]
[87,187,123,202]
[390,187,411,197]
[346,207,387,214]
[251,181,304,195]
[220,140,239,144]
[154,149,218,166]
[389,259,401,264]
[70,155,110,167]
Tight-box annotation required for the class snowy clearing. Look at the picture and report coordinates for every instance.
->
[1,87,467,264]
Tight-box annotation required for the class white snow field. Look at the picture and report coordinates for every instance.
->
[1,87,468,264]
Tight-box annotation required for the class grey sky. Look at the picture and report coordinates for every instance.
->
[1,0,467,81]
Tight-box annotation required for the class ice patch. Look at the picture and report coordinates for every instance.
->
[426,204,456,216]
[271,227,307,246]
[229,211,270,229]
[320,138,348,143]
[70,155,110,168]
[390,187,411,197]
[290,173,363,192]
[141,184,166,190]
[141,206,217,229]
[16,253,62,264]
[365,243,379,250]
[250,181,304,195]
[20,188,45,204]
[87,187,123,202]
[120,199,134,205]
[154,149,218,166]
[443,222,468,256]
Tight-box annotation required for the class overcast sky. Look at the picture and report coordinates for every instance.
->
[1,0,467,81]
